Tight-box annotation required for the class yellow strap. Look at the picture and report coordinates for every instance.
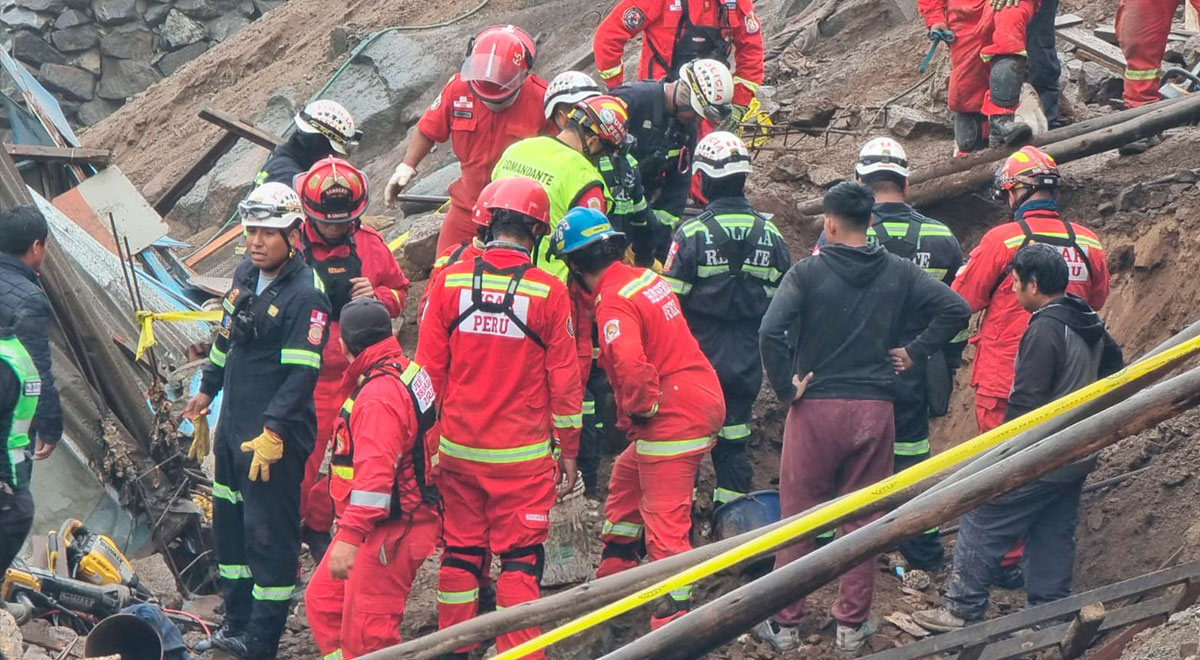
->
[388,230,411,253]
[492,332,1200,659]
[136,310,223,360]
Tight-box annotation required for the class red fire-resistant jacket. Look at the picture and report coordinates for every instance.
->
[416,74,553,234]
[303,222,409,384]
[416,246,583,477]
[593,0,765,107]
[331,337,432,546]
[952,201,1110,399]
[593,262,724,460]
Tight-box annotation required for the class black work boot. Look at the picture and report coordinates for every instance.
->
[953,112,987,155]
[211,631,272,660]
[192,620,245,653]
[989,114,1033,148]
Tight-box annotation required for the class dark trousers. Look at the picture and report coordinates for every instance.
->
[580,363,609,497]
[944,478,1084,620]
[712,382,757,506]
[213,438,305,655]
[773,398,894,627]
[894,452,945,571]
[1027,0,1062,126]
[0,485,33,574]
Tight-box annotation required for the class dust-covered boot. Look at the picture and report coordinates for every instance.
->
[836,619,878,655]
[989,114,1033,148]
[954,112,987,156]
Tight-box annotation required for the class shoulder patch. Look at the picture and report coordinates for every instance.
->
[663,241,680,271]
[745,11,761,34]
[23,380,41,397]
[603,318,621,344]
[623,6,646,29]
[311,310,328,327]
[308,324,324,345]
[410,368,436,413]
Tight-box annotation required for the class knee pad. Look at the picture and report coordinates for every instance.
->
[442,545,487,580]
[499,544,545,583]
[989,55,1028,109]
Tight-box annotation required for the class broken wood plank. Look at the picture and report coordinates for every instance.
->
[153,131,239,217]
[4,144,111,166]
[1057,25,1126,73]
[1061,602,1106,659]
[885,613,930,638]
[1093,24,1193,45]
[1055,13,1084,28]
[198,106,285,150]
[183,225,242,269]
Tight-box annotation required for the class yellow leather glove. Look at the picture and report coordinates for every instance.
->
[187,413,211,462]
[240,428,284,482]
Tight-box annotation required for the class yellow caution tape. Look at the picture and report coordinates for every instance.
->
[388,230,411,253]
[495,333,1200,659]
[135,310,223,360]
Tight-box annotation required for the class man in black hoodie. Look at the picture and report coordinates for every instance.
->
[913,243,1122,633]
[755,182,969,654]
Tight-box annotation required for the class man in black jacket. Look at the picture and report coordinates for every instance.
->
[755,182,970,654]
[914,243,1122,633]
[0,205,60,620]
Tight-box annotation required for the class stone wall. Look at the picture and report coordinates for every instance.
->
[1,0,283,127]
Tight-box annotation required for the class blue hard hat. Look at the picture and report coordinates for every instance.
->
[553,206,625,256]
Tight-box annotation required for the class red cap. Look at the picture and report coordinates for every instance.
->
[472,177,550,228]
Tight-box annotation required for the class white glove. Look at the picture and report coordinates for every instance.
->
[385,163,417,207]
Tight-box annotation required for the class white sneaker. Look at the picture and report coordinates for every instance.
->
[836,619,877,655]
[752,618,803,652]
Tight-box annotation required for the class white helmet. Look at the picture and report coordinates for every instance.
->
[544,71,603,119]
[295,100,362,155]
[692,131,751,178]
[855,137,910,179]
[679,59,734,122]
[239,182,304,230]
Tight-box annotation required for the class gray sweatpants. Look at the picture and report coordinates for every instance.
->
[944,478,1084,620]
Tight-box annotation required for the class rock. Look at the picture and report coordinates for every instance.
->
[769,154,808,183]
[1148,189,1171,209]
[1175,169,1200,184]
[1162,469,1191,488]
[100,27,154,59]
[885,105,945,138]
[207,12,250,42]
[0,609,20,660]
[1086,508,1104,531]
[174,0,235,19]
[160,9,206,50]
[1117,182,1146,212]
[155,40,208,76]
[17,0,66,11]
[143,2,170,25]
[0,6,43,31]
[330,25,350,57]
[252,0,285,14]
[93,0,139,24]
[1133,224,1170,270]
[1080,61,1122,105]
[131,554,183,608]
[76,96,121,124]
[237,0,257,16]
[72,48,101,75]
[54,8,90,28]
[51,24,100,52]
[398,212,444,278]
[806,164,844,188]
[96,58,160,99]
[12,30,69,67]
[37,63,94,101]
[1097,201,1115,216]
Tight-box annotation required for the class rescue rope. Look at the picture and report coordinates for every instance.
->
[135,309,223,360]
[492,332,1200,659]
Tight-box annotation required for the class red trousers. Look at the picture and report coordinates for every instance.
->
[773,398,894,627]
[305,511,440,658]
[973,393,1024,567]
[1117,0,1200,107]
[434,204,478,255]
[437,468,556,657]
[945,0,1038,115]
[300,376,342,533]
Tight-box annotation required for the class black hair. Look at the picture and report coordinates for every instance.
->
[0,205,48,256]
[566,236,625,275]
[700,173,747,201]
[1011,243,1068,296]
[489,208,538,243]
[823,181,874,231]
[860,170,907,194]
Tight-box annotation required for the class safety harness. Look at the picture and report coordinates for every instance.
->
[647,0,735,80]
[329,359,439,520]
[447,256,546,349]
[224,260,302,346]
[300,231,363,320]
[696,209,769,279]
[989,213,1094,297]
[871,210,925,261]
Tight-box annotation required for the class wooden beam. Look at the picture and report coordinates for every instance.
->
[198,106,285,150]
[1056,25,1126,73]
[4,144,111,166]
[1055,13,1084,28]
[183,225,242,269]
[153,131,239,217]
[1093,24,1193,45]
[1060,602,1106,659]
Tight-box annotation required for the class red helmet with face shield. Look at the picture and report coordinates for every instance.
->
[461,25,536,105]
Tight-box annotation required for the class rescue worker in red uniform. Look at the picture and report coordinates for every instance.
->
[555,206,724,629]
[304,298,440,659]
[1117,0,1200,107]
[951,146,1109,583]
[593,0,764,125]
[384,25,553,253]
[918,0,1040,153]
[416,176,582,659]
[295,158,410,560]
